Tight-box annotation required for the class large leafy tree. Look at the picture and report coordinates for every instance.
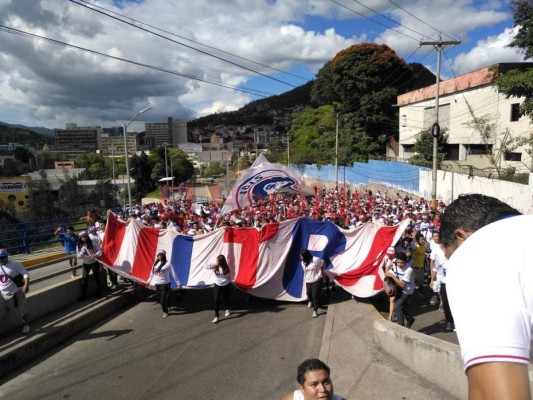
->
[150,147,194,184]
[28,170,58,219]
[495,0,533,122]
[288,105,379,166]
[130,151,154,200]
[309,43,414,156]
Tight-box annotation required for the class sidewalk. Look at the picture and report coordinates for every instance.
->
[319,290,463,399]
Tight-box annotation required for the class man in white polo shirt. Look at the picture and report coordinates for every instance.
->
[440,194,531,399]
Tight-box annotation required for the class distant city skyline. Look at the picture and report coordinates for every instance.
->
[0,0,526,131]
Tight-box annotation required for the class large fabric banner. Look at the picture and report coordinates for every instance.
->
[99,212,409,300]
[220,154,303,215]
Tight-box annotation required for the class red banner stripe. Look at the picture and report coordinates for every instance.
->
[131,227,160,281]
[98,212,126,267]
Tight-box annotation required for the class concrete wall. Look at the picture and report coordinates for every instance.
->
[300,160,533,213]
[0,273,102,335]
[419,169,533,214]
[373,319,467,399]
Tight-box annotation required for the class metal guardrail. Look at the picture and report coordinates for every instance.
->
[0,217,84,255]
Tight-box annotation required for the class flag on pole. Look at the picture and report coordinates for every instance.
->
[220,153,303,215]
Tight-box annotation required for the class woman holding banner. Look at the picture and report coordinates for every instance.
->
[207,254,232,324]
[300,249,324,319]
[147,250,181,318]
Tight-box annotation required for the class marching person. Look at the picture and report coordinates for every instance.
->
[207,254,232,324]
[77,231,102,300]
[147,250,181,318]
[385,252,415,329]
[0,248,30,334]
[300,249,324,319]
[54,225,79,277]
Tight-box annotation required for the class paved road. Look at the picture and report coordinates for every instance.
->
[0,289,326,400]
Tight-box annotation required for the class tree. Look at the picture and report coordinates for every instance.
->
[130,152,154,200]
[28,170,58,219]
[310,61,339,106]
[495,0,533,122]
[203,162,225,178]
[315,43,414,152]
[288,105,380,166]
[409,129,448,168]
[508,0,533,59]
[266,138,285,164]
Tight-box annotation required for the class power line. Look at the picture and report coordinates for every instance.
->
[76,0,312,82]
[386,0,459,42]
[329,0,422,42]
[0,25,272,98]
[68,0,299,89]
[348,0,438,41]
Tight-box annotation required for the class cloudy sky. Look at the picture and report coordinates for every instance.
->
[0,0,526,131]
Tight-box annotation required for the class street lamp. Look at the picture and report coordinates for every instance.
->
[124,106,152,212]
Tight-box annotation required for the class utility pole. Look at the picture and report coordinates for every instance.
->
[420,34,460,209]
[335,113,339,188]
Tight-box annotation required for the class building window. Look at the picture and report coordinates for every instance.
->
[466,144,492,155]
[504,152,521,161]
[402,115,407,127]
[445,145,459,160]
[511,103,521,122]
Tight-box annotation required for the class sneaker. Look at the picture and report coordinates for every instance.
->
[163,313,169,318]
[110,285,118,290]
[70,273,77,278]
[225,310,230,317]
[21,324,30,334]
[438,305,444,312]
[405,318,415,329]
[308,301,312,308]
[312,311,318,318]
[429,295,438,306]
[212,317,219,324]
[445,322,455,331]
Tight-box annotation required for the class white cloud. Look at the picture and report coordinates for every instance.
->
[0,0,520,130]
[452,26,526,74]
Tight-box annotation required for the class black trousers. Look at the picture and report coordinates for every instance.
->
[213,284,231,318]
[306,279,322,312]
[440,283,454,324]
[155,283,171,313]
[81,261,101,296]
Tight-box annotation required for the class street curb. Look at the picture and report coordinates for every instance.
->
[318,303,334,363]
[0,290,138,379]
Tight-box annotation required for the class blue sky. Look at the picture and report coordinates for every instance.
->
[0,0,526,130]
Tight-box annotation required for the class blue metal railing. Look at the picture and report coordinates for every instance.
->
[0,217,84,255]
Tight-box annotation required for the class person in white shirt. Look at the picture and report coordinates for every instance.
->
[147,250,181,318]
[440,194,530,400]
[281,358,344,400]
[77,231,102,300]
[300,250,324,319]
[385,252,415,329]
[207,254,232,324]
[0,248,30,334]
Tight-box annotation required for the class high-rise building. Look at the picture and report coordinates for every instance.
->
[145,117,188,147]
[54,123,100,157]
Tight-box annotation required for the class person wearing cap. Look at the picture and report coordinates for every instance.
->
[147,250,181,318]
[0,248,31,334]
[77,230,103,300]
[54,226,79,278]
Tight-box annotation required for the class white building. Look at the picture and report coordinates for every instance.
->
[398,63,533,174]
